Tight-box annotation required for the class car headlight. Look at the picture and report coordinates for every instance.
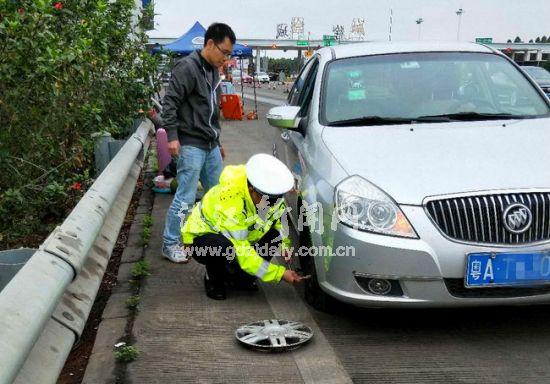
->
[335,175,418,238]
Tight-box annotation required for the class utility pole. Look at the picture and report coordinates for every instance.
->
[416,18,423,40]
[456,8,464,41]
[389,8,393,41]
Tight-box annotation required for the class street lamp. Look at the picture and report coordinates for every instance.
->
[455,8,464,41]
[416,18,424,40]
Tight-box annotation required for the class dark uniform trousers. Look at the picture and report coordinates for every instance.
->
[192,227,280,287]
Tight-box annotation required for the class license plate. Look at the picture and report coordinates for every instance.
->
[465,251,550,287]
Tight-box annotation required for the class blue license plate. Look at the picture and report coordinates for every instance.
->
[466,251,550,287]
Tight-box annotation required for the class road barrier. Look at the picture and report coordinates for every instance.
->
[0,120,153,384]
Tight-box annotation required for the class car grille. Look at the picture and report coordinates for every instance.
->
[425,192,550,245]
[445,279,550,298]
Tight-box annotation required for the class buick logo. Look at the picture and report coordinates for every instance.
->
[503,203,533,234]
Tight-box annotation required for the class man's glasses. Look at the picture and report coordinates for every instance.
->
[214,43,232,59]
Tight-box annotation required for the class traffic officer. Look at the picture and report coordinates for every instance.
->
[182,153,305,300]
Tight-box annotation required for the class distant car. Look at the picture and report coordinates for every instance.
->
[231,70,253,84]
[522,66,550,98]
[268,72,279,81]
[254,71,270,83]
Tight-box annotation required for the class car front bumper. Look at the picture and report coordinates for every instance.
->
[315,205,550,308]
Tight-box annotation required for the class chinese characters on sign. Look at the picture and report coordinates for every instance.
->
[291,17,305,40]
[276,24,289,39]
[333,25,345,42]
[349,18,366,41]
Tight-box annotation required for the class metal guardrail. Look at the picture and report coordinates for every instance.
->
[0,120,153,384]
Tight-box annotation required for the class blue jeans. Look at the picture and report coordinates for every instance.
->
[162,145,223,248]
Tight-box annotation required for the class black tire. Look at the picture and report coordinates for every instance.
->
[298,226,339,313]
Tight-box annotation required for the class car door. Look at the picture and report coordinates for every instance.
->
[277,57,320,216]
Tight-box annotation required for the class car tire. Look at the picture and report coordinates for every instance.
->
[298,225,339,313]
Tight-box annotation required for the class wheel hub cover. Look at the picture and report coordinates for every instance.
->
[235,319,313,352]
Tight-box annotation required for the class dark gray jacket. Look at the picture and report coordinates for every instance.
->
[162,50,221,149]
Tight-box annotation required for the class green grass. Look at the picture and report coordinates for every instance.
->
[140,214,153,246]
[148,149,159,173]
[140,226,151,246]
[131,260,150,278]
[125,295,141,309]
[114,345,139,362]
[142,214,153,228]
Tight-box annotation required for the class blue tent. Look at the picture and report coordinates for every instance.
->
[153,21,252,57]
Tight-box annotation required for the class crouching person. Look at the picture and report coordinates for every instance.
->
[182,153,305,300]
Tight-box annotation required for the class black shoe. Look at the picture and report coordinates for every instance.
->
[204,275,226,300]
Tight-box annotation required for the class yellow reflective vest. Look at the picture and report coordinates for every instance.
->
[182,165,292,283]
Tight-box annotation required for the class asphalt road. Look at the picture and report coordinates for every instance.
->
[239,86,550,384]
[123,85,550,384]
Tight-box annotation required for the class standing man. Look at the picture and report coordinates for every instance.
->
[161,23,236,262]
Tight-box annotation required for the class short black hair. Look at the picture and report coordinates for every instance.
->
[204,23,236,46]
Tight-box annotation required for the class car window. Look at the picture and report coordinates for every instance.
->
[321,52,550,124]
[297,58,319,115]
[288,58,317,106]
[524,67,550,82]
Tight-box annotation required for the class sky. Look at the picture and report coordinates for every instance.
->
[147,0,550,57]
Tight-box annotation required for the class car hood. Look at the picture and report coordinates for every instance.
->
[321,119,550,205]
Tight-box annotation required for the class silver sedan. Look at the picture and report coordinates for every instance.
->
[267,41,550,309]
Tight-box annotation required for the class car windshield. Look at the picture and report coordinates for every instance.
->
[322,52,550,125]
[524,67,550,81]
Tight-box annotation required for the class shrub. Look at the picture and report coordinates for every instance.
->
[0,0,160,249]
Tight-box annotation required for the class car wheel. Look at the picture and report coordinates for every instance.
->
[298,224,339,313]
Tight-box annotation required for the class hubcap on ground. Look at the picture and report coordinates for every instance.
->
[235,319,313,352]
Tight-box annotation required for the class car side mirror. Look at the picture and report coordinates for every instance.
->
[266,106,301,129]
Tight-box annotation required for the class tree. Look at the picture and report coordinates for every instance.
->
[542,36,548,43]
[514,36,522,43]
[507,39,512,43]
[529,39,534,43]
[536,37,541,43]
[268,57,301,76]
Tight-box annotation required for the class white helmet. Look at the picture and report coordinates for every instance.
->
[246,154,294,196]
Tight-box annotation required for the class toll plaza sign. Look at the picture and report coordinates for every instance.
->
[323,35,336,46]
[475,37,493,44]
